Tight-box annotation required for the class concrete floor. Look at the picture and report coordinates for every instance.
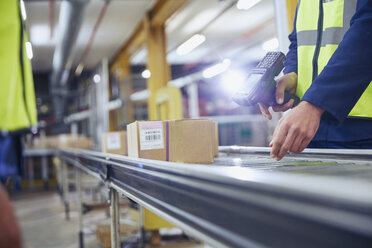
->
[11,190,208,248]
[12,190,103,248]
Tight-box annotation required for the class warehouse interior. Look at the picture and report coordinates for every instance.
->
[1,0,372,248]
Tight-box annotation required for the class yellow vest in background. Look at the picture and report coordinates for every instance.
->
[0,1,37,132]
[296,0,372,118]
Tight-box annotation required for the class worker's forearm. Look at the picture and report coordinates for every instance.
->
[0,187,22,248]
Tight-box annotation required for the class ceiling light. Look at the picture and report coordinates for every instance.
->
[262,38,279,51]
[25,42,33,60]
[30,25,53,46]
[20,0,27,20]
[93,74,101,84]
[203,59,231,79]
[236,0,261,10]
[176,34,206,56]
[141,69,151,79]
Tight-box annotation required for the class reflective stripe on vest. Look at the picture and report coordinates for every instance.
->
[296,0,372,119]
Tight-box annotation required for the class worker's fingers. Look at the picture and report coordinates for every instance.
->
[275,79,288,105]
[258,103,272,120]
[298,135,313,153]
[276,127,298,160]
[270,120,289,159]
[272,99,294,112]
[289,134,304,154]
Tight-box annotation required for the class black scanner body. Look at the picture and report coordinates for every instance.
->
[233,52,300,107]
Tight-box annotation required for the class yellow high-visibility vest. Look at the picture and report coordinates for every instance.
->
[0,1,37,132]
[296,0,372,118]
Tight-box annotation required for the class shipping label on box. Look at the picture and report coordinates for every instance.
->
[106,133,121,150]
[139,121,164,150]
[102,131,127,156]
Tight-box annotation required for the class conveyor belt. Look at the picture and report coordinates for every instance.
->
[58,146,372,248]
[216,154,372,180]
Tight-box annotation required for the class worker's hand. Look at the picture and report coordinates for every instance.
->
[258,72,298,120]
[0,187,22,248]
[270,101,324,160]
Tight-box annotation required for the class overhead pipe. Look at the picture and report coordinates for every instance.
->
[49,0,54,39]
[50,0,88,121]
[75,0,110,76]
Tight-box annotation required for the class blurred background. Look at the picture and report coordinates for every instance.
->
[4,1,298,247]
[27,0,295,148]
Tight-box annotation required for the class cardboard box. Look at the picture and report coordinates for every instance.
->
[101,131,127,156]
[96,223,138,248]
[32,136,58,148]
[57,134,93,149]
[127,119,215,164]
[213,122,219,157]
[31,134,92,149]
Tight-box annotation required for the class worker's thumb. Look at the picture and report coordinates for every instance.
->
[275,80,286,105]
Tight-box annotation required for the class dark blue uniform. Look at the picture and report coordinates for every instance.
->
[283,0,372,148]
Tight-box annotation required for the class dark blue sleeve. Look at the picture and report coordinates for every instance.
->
[302,0,372,124]
[283,7,298,74]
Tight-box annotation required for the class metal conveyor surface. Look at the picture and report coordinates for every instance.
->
[57,146,372,248]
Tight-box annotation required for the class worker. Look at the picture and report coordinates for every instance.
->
[0,0,37,176]
[0,0,37,246]
[258,0,372,160]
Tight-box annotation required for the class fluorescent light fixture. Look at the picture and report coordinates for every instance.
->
[220,69,246,94]
[262,37,279,51]
[141,69,151,79]
[30,25,53,46]
[236,0,261,10]
[20,0,27,20]
[177,34,206,56]
[203,59,231,79]
[93,74,101,84]
[25,41,33,60]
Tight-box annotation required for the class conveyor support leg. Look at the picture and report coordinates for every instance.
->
[110,187,119,248]
[76,168,84,248]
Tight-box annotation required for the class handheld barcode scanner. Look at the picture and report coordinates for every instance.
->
[233,51,300,107]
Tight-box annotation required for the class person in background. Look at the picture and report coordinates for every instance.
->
[259,0,372,160]
[0,0,38,246]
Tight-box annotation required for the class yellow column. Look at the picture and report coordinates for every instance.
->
[286,0,298,32]
[145,16,171,120]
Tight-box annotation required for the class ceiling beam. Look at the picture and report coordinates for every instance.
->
[149,0,188,27]
[110,0,188,73]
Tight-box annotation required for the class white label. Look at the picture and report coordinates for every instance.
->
[106,133,121,150]
[139,122,164,150]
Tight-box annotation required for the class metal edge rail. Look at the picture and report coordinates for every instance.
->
[58,148,372,248]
